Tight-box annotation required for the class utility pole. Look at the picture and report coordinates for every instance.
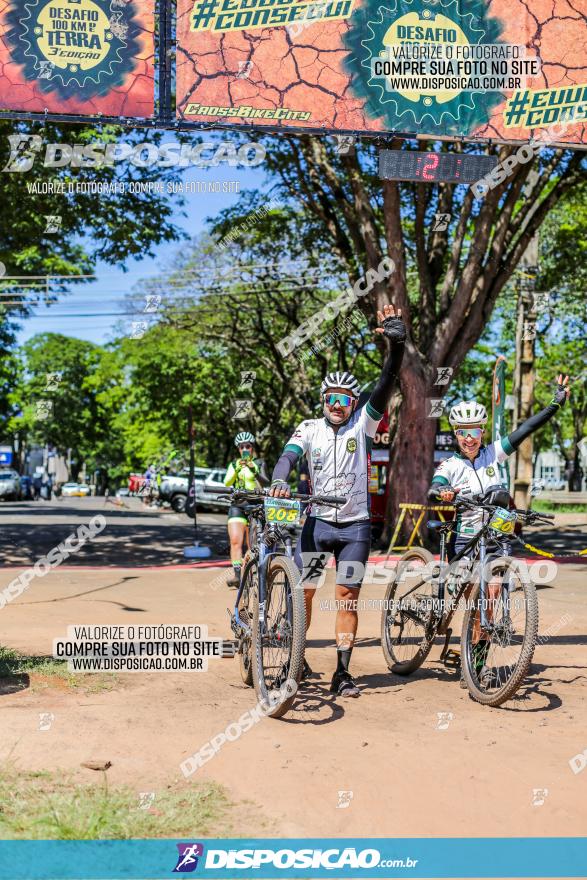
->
[512,236,539,509]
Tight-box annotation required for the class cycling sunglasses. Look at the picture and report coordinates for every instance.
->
[325,392,353,407]
[455,427,483,440]
[238,443,254,451]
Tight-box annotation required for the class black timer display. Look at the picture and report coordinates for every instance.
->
[379,150,498,183]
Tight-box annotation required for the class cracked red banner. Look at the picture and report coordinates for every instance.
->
[0,0,154,118]
[176,0,587,145]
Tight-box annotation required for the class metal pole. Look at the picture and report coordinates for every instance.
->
[184,405,211,559]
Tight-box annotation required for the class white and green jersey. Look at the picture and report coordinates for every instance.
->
[285,401,383,523]
[431,438,515,536]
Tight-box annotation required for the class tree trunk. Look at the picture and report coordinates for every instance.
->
[383,356,437,547]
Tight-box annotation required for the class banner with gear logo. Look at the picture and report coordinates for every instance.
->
[0,0,154,116]
[176,0,587,145]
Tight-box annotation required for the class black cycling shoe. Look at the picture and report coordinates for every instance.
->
[329,670,360,698]
[301,658,313,681]
[226,573,240,589]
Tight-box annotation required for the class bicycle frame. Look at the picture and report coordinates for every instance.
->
[399,521,511,637]
[233,507,295,637]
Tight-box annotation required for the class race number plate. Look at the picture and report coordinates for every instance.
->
[488,507,516,535]
[264,497,301,526]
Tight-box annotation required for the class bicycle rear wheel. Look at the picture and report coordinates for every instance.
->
[381,548,438,675]
[252,554,305,719]
[461,556,538,706]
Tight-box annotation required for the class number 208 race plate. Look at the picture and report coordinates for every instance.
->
[264,497,301,526]
[488,507,517,535]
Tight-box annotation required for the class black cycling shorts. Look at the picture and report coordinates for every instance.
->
[227,505,249,524]
[293,516,371,589]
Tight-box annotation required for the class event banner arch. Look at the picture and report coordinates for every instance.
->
[176,0,587,145]
[0,0,155,118]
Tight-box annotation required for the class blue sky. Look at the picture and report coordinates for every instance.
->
[16,160,265,346]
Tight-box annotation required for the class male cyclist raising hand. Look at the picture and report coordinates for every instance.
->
[270,304,406,698]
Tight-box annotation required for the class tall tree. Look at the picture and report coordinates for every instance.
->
[245,137,586,536]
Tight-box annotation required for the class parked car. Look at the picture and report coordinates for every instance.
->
[61,482,90,497]
[197,469,230,512]
[160,468,213,513]
[0,469,21,501]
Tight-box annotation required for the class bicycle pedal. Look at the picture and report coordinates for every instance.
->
[221,639,238,658]
[443,649,461,668]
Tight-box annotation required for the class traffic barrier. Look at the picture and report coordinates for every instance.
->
[387,503,454,553]
[514,537,587,559]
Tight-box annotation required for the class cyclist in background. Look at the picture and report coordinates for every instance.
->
[429,374,570,678]
[270,304,406,698]
[224,432,270,588]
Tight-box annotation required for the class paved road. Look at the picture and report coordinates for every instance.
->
[0,498,229,567]
[1,497,586,568]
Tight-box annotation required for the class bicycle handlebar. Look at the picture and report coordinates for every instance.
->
[453,494,556,524]
[202,486,346,507]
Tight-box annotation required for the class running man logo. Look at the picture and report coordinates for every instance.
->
[427,398,446,418]
[432,213,451,232]
[434,367,453,386]
[173,843,205,873]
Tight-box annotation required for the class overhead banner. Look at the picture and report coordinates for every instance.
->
[176,0,587,145]
[0,0,155,118]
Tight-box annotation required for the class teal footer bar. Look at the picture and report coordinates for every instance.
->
[0,838,585,879]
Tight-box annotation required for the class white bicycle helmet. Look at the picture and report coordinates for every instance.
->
[448,400,488,427]
[320,370,361,399]
[234,432,255,446]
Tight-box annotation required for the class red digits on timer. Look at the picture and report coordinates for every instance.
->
[421,152,439,180]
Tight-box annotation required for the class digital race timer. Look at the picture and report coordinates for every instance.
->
[379,150,498,183]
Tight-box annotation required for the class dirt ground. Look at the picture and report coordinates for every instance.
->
[1,557,586,847]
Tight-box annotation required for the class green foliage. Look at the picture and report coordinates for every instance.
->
[0,768,231,840]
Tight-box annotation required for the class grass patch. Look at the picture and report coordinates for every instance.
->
[532,501,587,514]
[0,768,233,839]
[0,646,119,693]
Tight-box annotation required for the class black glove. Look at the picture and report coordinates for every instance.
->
[381,316,407,343]
[551,381,568,408]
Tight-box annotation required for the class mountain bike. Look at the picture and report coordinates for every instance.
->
[211,487,344,718]
[380,486,555,706]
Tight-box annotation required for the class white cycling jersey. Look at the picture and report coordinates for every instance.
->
[285,401,383,523]
[431,437,515,536]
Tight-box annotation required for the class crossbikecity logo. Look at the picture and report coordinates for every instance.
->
[184,845,418,870]
[173,843,205,873]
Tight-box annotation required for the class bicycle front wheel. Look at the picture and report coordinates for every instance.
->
[238,554,256,687]
[252,555,305,719]
[461,556,538,706]
[381,548,438,675]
